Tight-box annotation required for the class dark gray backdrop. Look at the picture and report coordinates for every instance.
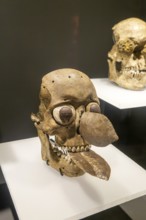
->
[0,0,146,142]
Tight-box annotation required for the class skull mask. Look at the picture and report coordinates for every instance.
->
[108,17,146,90]
[31,69,118,179]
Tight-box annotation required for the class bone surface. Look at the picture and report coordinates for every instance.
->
[31,68,118,179]
[108,17,146,90]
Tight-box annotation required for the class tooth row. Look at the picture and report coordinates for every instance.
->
[123,67,146,76]
[63,145,90,153]
[52,145,90,155]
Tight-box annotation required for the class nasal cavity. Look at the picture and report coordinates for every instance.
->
[77,126,80,135]
[115,61,122,72]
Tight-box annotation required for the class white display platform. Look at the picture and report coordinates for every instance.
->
[92,78,146,109]
[0,137,146,220]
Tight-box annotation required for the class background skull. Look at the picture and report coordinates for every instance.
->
[31,68,118,179]
[108,17,146,90]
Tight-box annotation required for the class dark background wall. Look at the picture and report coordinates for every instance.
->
[0,0,146,142]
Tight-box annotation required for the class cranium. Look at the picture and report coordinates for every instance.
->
[108,17,146,90]
[31,68,118,179]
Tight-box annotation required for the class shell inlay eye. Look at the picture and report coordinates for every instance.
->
[53,105,75,125]
[86,102,101,113]
[59,107,73,123]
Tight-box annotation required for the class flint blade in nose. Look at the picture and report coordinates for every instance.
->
[79,112,118,147]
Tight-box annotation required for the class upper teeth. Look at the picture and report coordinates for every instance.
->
[49,139,90,156]
[123,66,146,76]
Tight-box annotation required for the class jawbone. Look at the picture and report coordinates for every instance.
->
[116,72,146,90]
[37,130,111,180]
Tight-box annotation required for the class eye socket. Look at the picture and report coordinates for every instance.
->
[86,102,101,113]
[53,105,75,125]
[142,44,146,55]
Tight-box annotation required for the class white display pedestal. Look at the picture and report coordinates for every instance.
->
[92,78,146,109]
[92,78,146,219]
[0,137,146,220]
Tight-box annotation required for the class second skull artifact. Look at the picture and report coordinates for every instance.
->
[108,17,146,90]
[31,69,118,180]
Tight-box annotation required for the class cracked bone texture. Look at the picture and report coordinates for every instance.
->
[108,17,146,90]
[31,68,118,179]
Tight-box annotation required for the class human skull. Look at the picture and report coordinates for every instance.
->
[108,17,146,90]
[31,68,118,179]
